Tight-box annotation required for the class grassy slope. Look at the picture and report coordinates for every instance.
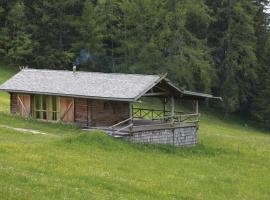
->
[0,65,269,200]
[0,63,18,112]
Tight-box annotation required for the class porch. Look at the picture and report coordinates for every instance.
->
[86,105,200,147]
[91,104,200,137]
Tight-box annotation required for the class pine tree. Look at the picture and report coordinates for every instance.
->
[207,0,258,115]
[251,0,270,128]
[25,0,84,68]
[5,1,33,65]
[72,0,105,71]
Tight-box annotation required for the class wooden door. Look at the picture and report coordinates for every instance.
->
[60,97,74,123]
[87,100,93,127]
[17,94,31,117]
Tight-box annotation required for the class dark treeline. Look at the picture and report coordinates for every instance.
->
[0,0,270,128]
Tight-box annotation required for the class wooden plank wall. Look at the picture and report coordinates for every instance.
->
[74,98,89,127]
[10,93,18,114]
[74,98,130,127]
[60,97,74,123]
[17,94,31,117]
[91,100,130,127]
[10,93,130,127]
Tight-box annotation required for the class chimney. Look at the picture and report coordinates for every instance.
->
[73,65,77,73]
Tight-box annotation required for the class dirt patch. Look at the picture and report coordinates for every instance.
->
[0,124,49,135]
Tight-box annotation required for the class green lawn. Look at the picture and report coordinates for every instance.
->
[0,63,18,112]
[0,64,269,199]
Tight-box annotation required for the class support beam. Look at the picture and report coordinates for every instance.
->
[195,100,199,114]
[195,100,199,122]
[129,102,133,123]
[162,98,166,118]
[171,97,175,123]
[143,92,168,97]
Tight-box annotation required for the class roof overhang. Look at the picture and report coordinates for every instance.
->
[139,77,222,101]
[0,69,222,102]
[0,89,135,102]
[181,90,223,101]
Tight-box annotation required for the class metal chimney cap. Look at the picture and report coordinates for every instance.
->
[73,65,77,73]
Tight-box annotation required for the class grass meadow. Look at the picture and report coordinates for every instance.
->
[0,64,269,199]
[0,64,17,112]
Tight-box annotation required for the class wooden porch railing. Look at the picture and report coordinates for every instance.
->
[133,107,200,124]
[132,108,183,121]
[109,117,133,135]
[169,113,200,124]
[109,108,200,136]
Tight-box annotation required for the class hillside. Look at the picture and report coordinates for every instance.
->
[0,66,270,199]
[0,64,18,112]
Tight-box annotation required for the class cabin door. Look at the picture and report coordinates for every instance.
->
[60,97,74,123]
[17,94,31,117]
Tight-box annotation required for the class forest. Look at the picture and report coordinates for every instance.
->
[0,0,269,128]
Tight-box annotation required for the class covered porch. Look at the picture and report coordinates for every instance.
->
[104,79,221,137]
[109,99,200,137]
[102,90,219,146]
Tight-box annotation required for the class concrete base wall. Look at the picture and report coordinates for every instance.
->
[124,126,198,147]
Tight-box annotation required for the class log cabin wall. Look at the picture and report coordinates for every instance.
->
[10,93,18,114]
[91,99,130,127]
[10,93,130,127]
[74,98,89,127]
[10,93,31,117]
[59,97,74,123]
[74,98,130,127]
[17,94,31,117]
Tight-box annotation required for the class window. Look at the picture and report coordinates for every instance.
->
[34,95,41,119]
[42,95,47,119]
[34,95,59,121]
[52,96,58,120]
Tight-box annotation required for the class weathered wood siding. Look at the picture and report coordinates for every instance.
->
[10,93,129,127]
[91,100,130,127]
[10,93,18,114]
[74,98,89,127]
[17,94,31,117]
[60,97,74,123]
[74,98,130,127]
[10,93,31,117]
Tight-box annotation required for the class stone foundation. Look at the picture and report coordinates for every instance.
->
[124,125,198,147]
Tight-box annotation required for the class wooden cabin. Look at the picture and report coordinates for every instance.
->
[0,68,221,146]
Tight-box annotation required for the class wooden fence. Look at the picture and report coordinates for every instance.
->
[110,108,200,135]
[132,107,183,121]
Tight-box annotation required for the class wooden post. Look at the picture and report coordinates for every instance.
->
[9,93,12,113]
[171,97,175,123]
[129,102,133,123]
[195,100,199,114]
[163,98,166,118]
[195,100,199,122]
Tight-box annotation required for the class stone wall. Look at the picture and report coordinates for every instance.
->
[125,125,198,147]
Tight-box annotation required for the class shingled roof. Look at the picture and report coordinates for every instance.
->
[0,69,221,101]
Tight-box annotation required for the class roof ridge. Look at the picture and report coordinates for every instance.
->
[22,68,160,77]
